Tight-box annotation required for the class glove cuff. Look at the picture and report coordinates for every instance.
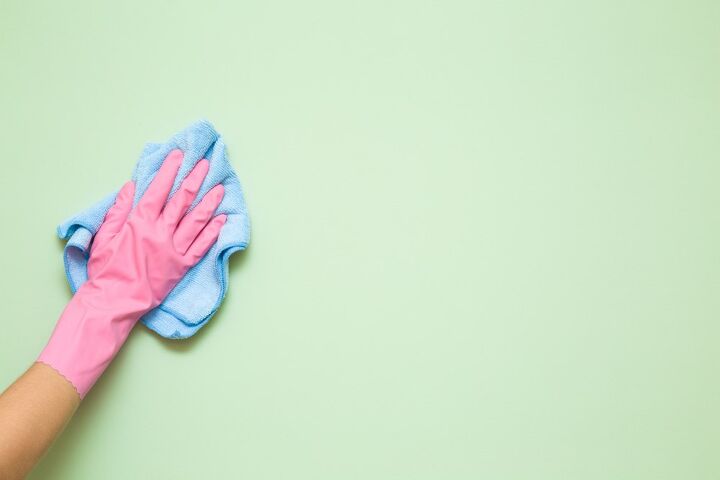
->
[37,287,140,398]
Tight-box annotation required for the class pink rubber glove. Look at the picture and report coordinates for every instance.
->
[38,149,227,398]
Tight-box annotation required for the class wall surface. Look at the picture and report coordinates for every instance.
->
[1,1,719,478]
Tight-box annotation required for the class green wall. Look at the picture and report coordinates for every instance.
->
[1,0,719,478]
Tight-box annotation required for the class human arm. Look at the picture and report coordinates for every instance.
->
[0,149,226,478]
[0,363,79,480]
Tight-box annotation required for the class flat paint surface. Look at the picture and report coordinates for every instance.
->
[1,1,719,479]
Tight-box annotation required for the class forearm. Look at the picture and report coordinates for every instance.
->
[0,363,80,480]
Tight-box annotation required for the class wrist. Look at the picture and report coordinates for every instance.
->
[37,287,141,398]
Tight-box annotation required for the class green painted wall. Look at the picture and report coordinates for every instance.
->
[1,0,719,478]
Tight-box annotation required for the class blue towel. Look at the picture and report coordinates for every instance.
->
[58,120,250,339]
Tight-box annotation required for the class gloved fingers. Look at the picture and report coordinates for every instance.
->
[161,159,210,226]
[135,149,183,219]
[185,214,227,262]
[92,180,135,252]
[173,183,225,254]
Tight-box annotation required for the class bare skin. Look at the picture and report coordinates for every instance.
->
[0,363,79,480]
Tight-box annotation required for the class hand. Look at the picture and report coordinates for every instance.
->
[38,149,226,398]
[86,149,226,315]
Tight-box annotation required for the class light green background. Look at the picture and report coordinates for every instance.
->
[1,0,719,478]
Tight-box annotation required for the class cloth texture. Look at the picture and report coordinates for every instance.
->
[58,120,250,339]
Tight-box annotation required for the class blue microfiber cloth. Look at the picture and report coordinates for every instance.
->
[58,120,250,339]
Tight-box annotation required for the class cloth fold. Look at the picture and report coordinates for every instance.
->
[58,120,250,339]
